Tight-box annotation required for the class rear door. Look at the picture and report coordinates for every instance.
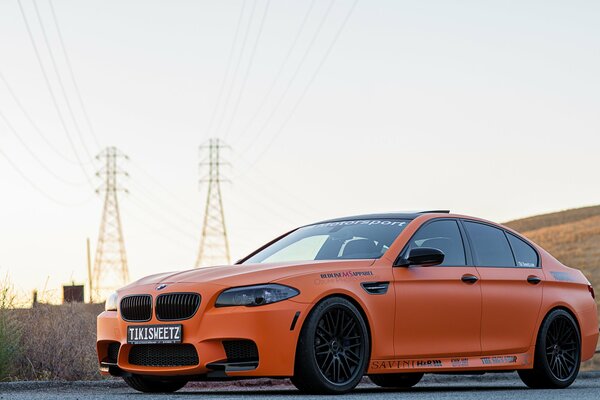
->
[462,220,543,355]
[393,219,482,358]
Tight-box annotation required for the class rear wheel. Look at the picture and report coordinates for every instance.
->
[518,309,580,389]
[292,297,370,394]
[369,372,423,388]
[123,375,187,393]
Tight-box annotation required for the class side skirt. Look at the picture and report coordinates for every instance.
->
[368,352,534,374]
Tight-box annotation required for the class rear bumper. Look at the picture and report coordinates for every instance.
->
[97,298,310,378]
[579,302,599,362]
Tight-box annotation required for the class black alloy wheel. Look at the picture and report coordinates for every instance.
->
[545,315,579,380]
[292,297,370,394]
[518,309,581,389]
[314,306,363,384]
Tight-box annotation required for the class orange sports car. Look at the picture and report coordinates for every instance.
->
[97,211,598,394]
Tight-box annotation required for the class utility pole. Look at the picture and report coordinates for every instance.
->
[195,138,231,267]
[86,238,92,303]
[92,147,129,300]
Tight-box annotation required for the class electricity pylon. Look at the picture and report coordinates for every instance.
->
[92,147,129,301]
[195,138,231,267]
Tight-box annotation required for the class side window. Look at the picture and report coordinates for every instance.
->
[463,221,515,267]
[407,220,466,266]
[507,233,538,268]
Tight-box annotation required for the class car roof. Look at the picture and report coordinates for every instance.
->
[309,210,450,225]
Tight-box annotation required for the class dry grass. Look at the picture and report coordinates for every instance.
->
[0,276,22,381]
[9,303,104,381]
[505,205,600,234]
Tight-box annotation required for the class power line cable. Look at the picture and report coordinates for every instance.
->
[0,146,92,206]
[226,178,309,226]
[230,147,322,215]
[127,192,199,242]
[48,0,102,148]
[0,106,86,186]
[0,69,84,165]
[127,179,200,231]
[129,158,303,236]
[248,0,359,166]
[228,0,316,143]
[129,159,200,210]
[125,207,197,250]
[31,0,98,160]
[213,0,258,138]
[237,0,335,154]
[204,1,247,139]
[16,0,95,189]
[221,0,271,141]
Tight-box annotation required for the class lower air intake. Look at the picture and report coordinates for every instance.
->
[128,344,199,367]
[107,343,120,363]
[223,340,259,362]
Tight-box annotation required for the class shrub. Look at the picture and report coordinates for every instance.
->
[0,275,22,381]
[12,303,103,381]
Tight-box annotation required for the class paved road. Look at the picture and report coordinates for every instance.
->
[1,372,599,400]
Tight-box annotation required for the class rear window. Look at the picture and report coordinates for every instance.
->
[464,221,515,267]
[243,219,410,264]
[507,233,538,268]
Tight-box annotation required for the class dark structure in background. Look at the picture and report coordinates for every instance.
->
[63,284,84,303]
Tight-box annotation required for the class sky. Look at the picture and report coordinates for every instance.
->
[1,0,599,301]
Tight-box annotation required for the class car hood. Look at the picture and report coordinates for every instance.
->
[129,259,376,288]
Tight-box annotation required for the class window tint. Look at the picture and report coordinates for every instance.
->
[243,219,410,264]
[407,220,466,266]
[464,221,515,267]
[507,233,538,268]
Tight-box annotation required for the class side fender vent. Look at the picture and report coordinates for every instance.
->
[361,281,389,295]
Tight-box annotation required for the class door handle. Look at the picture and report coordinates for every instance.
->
[527,275,542,285]
[461,274,479,284]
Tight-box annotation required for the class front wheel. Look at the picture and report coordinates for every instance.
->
[292,297,370,394]
[369,372,423,388]
[518,309,581,389]
[123,375,187,393]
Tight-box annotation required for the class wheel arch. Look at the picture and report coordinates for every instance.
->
[293,292,373,374]
[535,305,582,346]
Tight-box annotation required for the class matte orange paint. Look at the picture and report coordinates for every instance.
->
[97,213,598,378]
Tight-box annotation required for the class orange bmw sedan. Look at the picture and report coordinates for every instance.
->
[97,211,598,394]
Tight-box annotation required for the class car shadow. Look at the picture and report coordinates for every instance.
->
[125,385,532,396]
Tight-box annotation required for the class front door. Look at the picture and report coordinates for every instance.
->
[393,219,482,358]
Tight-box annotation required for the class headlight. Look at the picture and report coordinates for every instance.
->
[105,291,119,311]
[215,284,299,307]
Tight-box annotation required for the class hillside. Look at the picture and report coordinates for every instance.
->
[504,205,600,234]
[504,206,600,318]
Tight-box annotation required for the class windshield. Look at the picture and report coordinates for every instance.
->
[242,219,410,264]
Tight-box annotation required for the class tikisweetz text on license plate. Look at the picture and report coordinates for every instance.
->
[127,324,182,344]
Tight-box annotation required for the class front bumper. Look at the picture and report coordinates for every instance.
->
[97,283,310,378]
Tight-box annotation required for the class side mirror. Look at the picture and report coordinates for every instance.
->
[396,247,445,267]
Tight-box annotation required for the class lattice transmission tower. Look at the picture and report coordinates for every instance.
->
[195,138,231,267]
[92,147,130,301]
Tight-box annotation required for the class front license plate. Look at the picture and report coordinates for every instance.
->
[127,324,182,344]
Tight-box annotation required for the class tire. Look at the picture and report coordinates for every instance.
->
[518,309,581,389]
[292,297,370,394]
[123,375,188,393]
[369,372,423,388]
